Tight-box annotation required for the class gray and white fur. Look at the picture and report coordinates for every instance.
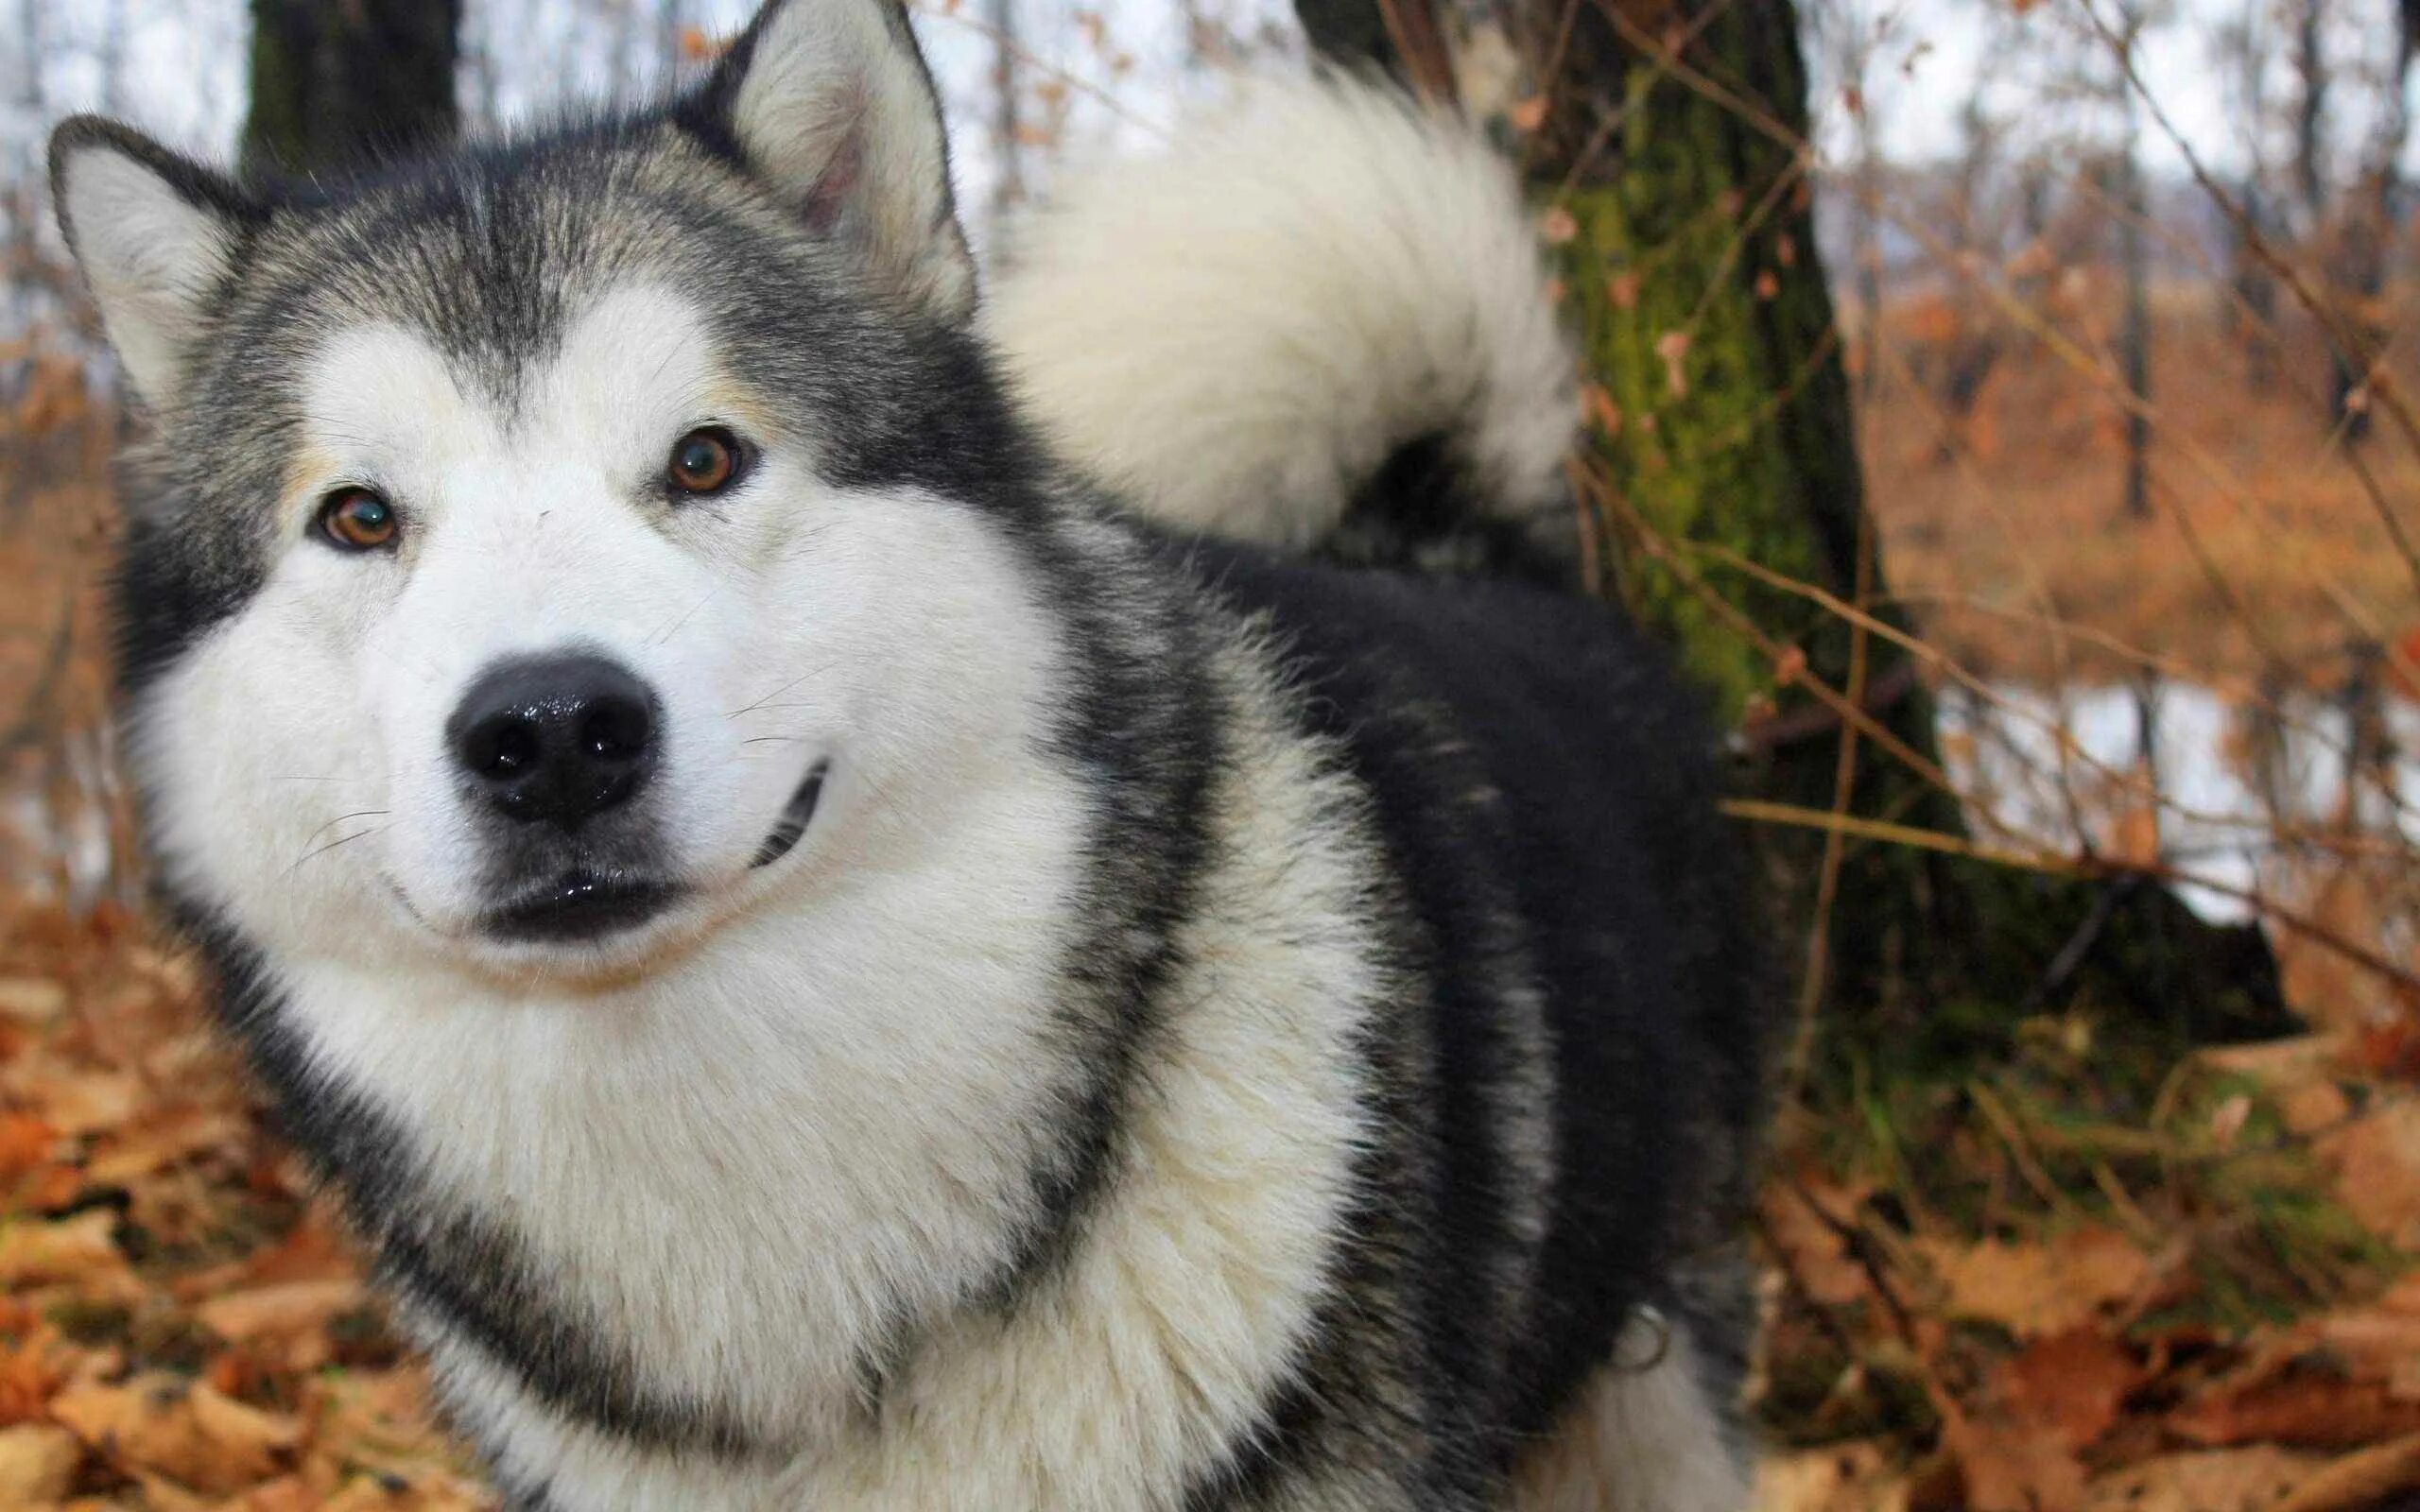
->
[49,2,1772,1506]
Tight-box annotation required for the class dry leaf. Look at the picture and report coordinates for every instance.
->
[1753,1439,1907,1512]
[2321,1101,2420,1247]
[50,1373,302,1494]
[35,1074,138,1137]
[2278,1078,2352,1137]
[0,1110,57,1179]
[2169,1374,2420,1451]
[0,1422,81,1503]
[1759,1178,1875,1308]
[0,1211,130,1290]
[2084,1447,2321,1512]
[2275,1432,2420,1511]
[1919,1227,2150,1337]
[86,1106,245,1185]
[198,1280,364,1343]
[0,978,67,1025]
[1939,1390,2088,1512]
[2003,1329,2141,1451]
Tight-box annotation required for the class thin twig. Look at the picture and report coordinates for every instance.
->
[1720,797,2420,993]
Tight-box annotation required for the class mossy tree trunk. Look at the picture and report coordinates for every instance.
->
[244,0,461,175]
[1297,0,2285,1072]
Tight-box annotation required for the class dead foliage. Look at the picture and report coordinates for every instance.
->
[0,901,491,1511]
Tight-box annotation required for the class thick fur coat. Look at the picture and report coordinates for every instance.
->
[48,2,1772,1506]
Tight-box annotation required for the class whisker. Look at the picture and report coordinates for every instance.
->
[648,592,717,647]
[295,809,392,853]
[285,823,391,876]
[733,700,825,716]
[725,660,841,718]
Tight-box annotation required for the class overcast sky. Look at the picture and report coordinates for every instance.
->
[4,0,2411,255]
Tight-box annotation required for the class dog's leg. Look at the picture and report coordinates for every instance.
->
[1507,1308,1752,1512]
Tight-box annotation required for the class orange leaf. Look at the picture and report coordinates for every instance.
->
[0,1423,80,1504]
[1917,1227,2151,1338]
[1939,1390,2086,1512]
[2169,1374,2420,1451]
[2003,1329,2141,1451]
[0,1211,133,1291]
[50,1373,302,1494]
[0,1112,55,1180]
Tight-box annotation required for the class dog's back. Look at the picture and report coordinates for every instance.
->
[994,81,1773,1509]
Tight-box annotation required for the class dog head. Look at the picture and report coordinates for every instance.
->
[52,0,1060,980]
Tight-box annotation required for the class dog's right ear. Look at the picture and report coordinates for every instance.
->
[49,118,251,414]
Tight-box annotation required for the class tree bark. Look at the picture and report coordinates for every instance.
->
[244,0,462,175]
[1294,0,2286,1066]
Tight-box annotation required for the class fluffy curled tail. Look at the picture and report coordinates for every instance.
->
[982,76,1578,576]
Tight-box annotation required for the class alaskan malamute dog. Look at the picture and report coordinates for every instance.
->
[50,0,1771,1505]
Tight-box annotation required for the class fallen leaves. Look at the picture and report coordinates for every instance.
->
[1760,1025,2420,1512]
[0,903,489,1510]
[51,1374,302,1493]
[0,1211,135,1292]
[2320,1100,2420,1249]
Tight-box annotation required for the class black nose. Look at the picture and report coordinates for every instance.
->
[448,654,659,830]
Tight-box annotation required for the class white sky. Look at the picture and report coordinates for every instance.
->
[1812,0,2409,178]
[2,0,2410,251]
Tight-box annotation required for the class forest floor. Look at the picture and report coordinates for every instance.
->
[0,303,2417,1507]
[2,891,2418,1509]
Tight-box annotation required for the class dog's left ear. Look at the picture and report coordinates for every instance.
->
[709,0,976,323]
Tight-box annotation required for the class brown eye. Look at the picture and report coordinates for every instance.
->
[318,488,398,551]
[667,427,743,496]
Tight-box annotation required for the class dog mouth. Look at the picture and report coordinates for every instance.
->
[468,760,825,946]
[485,870,683,943]
[750,759,828,869]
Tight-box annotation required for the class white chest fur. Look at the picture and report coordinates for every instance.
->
[276,644,1390,1512]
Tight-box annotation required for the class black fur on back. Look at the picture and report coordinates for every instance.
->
[1164,521,1773,1503]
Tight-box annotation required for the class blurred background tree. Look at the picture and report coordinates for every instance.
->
[244,0,462,173]
[1293,0,2287,1086]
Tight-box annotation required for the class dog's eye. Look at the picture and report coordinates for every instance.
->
[667,427,745,496]
[318,488,399,551]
